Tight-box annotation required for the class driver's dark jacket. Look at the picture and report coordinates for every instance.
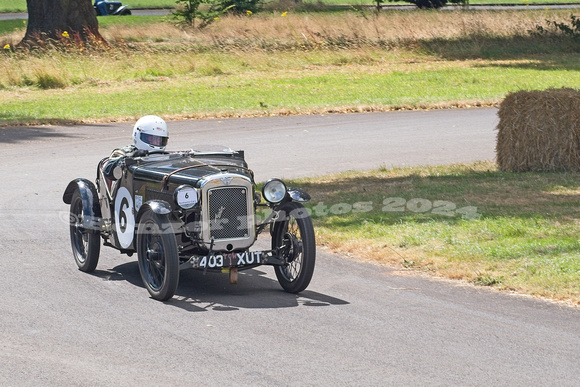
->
[102,145,146,178]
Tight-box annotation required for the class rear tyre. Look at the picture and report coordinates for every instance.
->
[137,210,179,301]
[272,202,316,293]
[69,189,100,272]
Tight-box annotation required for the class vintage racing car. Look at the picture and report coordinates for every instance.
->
[94,1,132,16]
[63,145,315,301]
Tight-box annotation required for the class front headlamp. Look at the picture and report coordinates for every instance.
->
[262,179,287,204]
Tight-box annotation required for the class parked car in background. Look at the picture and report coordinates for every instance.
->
[94,1,132,16]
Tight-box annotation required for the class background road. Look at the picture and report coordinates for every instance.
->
[2,4,580,20]
[1,109,579,386]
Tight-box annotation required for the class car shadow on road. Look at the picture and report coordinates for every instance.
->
[92,261,349,312]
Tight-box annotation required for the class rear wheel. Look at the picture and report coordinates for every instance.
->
[69,189,100,272]
[272,202,316,293]
[136,210,179,301]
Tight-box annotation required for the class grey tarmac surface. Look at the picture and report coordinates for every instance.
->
[0,9,172,20]
[1,109,579,386]
[2,4,580,20]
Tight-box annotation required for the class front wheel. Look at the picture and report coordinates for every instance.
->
[271,202,316,293]
[69,189,100,272]
[136,210,179,301]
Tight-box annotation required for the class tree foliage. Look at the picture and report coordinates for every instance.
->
[172,0,261,28]
[172,0,223,28]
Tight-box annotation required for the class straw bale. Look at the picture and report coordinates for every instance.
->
[496,88,580,172]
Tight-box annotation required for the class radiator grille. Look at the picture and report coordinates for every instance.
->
[208,187,249,240]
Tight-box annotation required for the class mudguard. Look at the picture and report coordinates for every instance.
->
[288,187,311,202]
[135,200,172,223]
[63,178,102,230]
[112,5,131,15]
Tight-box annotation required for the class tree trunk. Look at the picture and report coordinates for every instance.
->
[21,0,106,46]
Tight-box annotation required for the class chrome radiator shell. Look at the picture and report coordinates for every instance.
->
[198,174,255,251]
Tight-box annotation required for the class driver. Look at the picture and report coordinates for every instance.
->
[95,1,109,16]
[103,115,169,178]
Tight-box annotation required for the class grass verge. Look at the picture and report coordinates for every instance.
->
[1,55,579,125]
[286,161,580,306]
[1,10,580,125]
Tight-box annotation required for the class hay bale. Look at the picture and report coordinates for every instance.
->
[496,88,580,172]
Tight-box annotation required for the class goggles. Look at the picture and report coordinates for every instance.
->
[141,133,168,147]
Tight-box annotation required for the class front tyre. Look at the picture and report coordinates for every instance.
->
[272,202,316,293]
[136,210,179,301]
[69,189,100,272]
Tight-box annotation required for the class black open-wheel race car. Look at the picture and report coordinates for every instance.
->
[63,145,315,301]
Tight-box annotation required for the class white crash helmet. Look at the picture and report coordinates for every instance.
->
[132,115,168,152]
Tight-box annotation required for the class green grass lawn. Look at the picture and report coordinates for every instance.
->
[0,56,579,124]
[2,9,580,124]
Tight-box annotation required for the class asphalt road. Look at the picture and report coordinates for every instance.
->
[2,3,580,20]
[1,109,580,386]
[0,9,171,20]
[3,3,580,20]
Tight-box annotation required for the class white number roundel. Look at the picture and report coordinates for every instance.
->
[114,187,135,249]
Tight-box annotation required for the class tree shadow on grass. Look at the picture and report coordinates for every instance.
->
[417,34,580,67]
[292,166,580,227]
[471,59,580,71]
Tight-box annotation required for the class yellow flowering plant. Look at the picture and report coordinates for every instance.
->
[219,0,261,15]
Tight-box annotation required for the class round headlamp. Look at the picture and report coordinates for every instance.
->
[174,185,199,209]
[262,179,287,204]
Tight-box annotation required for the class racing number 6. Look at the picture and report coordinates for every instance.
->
[114,187,135,249]
[119,196,130,233]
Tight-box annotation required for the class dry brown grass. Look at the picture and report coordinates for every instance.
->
[95,9,576,50]
[1,9,575,52]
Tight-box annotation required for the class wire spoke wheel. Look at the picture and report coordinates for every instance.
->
[143,236,166,291]
[279,229,303,281]
[272,202,316,293]
[69,189,100,272]
[137,210,179,301]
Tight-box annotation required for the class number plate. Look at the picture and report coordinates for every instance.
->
[197,251,265,269]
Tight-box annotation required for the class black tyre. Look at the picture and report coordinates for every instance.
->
[136,210,179,301]
[69,189,100,272]
[121,9,131,15]
[271,202,316,293]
